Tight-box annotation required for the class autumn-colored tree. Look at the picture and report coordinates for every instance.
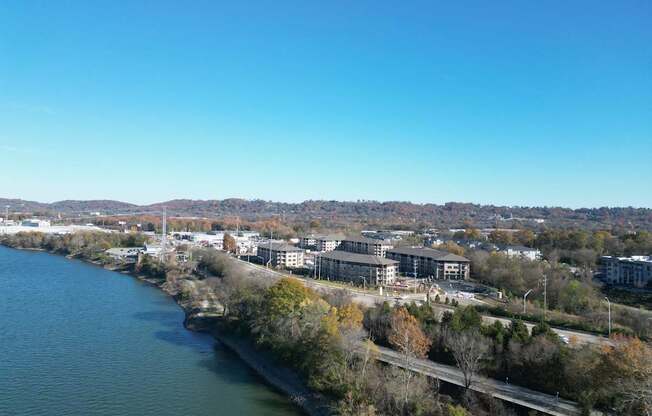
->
[434,241,465,256]
[223,233,237,253]
[388,307,432,409]
[595,336,652,415]
[489,230,514,245]
[338,303,364,332]
[515,229,535,246]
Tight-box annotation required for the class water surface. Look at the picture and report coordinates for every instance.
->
[0,246,301,416]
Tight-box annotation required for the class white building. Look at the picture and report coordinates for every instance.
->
[21,219,51,228]
[258,242,304,268]
[300,234,346,252]
[498,245,542,261]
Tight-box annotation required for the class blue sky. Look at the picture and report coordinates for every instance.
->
[1,1,650,207]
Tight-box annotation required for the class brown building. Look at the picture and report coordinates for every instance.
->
[386,247,470,280]
[317,250,398,286]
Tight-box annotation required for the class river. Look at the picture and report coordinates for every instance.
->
[0,245,301,416]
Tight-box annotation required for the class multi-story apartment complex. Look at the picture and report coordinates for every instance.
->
[299,235,318,249]
[600,256,652,288]
[340,236,394,257]
[386,247,470,280]
[300,234,345,252]
[258,243,305,268]
[317,234,346,252]
[317,250,398,286]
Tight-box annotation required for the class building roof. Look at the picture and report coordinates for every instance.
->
[343,235,394,245]
[602,255,652,263]
[387,246,470,262]
[314,233,347,241]
[500,245,540,252]
[262,242,303,252]
[319,250,398,266]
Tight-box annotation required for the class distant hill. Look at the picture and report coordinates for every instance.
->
[1,198,651,231]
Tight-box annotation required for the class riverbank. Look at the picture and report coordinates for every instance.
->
[129,275,333,416]
[1,244,331,416]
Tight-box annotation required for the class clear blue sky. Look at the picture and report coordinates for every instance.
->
[1,1,650,208]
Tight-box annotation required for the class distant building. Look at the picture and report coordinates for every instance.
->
[317,250,398,286]
[258,242,305,268]
[299,235,318,249]
[386,247,470,280]
[21,219,51,228]
[340,236,394,257]
[498,245,541,261]
[300,234,346,252]
[362,230,413,241]
[600,256,652,288]
[105,247,143,263]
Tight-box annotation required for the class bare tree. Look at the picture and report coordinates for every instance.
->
[446,329,488,389]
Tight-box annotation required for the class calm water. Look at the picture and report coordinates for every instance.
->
[0,246,301,416]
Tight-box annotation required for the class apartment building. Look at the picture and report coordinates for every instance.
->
[317,250,398,286]
[340,236,394,257]
[386,247,470,280]
[258,242,305,268]
[600,256,652,288]
[299,234,346,252]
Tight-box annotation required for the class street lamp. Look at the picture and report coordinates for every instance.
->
[604,296,611,336]
[523,289,533,314]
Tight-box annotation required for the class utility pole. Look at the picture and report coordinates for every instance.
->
[605,297,611,336]
[542,274,548,322]
[160,207,167,263]
[523,289,533,314]
[543,274,547,320]
[267,230,273,268]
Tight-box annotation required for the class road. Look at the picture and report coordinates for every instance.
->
[235,259,609,346]
[233,259,608,415]
[374,344,602,416]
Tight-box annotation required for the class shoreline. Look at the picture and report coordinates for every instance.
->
[1,244,331,416]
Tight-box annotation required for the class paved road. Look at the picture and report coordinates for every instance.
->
[373,344,601,416]
[236,259,610,347]
[234,259,608,415]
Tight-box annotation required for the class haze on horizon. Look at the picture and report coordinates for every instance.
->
[1,1,650,208]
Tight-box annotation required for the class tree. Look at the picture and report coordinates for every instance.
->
[387,307,432,410]
[596,337,652,415]
[450,306,482,332]
[223,233,237,253]
[515,229,535,247]
[489,230,514,245]
[446,329,488,389]
[436,241,465,256]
